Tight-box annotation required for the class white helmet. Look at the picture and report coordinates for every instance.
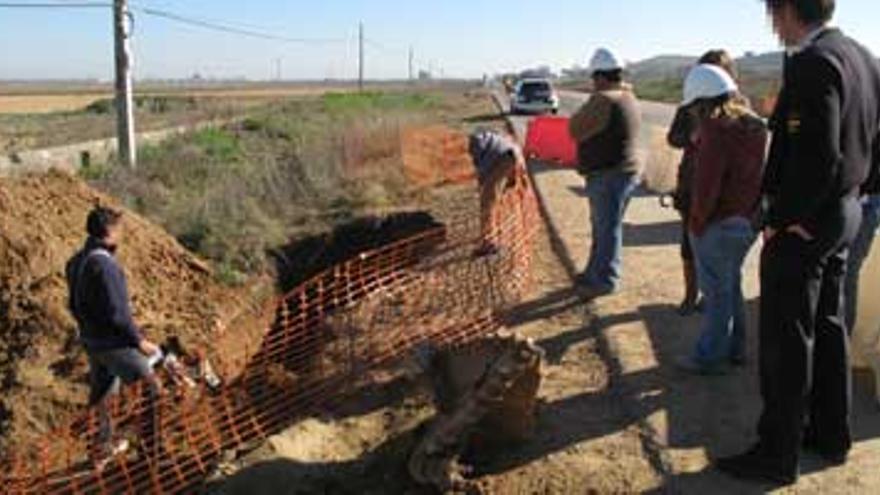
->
[589,48,624,74]
[682,64,739,106]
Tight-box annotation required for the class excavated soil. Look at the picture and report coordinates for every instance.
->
[0,171,271,454]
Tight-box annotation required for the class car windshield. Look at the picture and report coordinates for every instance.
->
[520,82,552,98]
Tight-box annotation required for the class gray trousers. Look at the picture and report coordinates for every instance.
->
[87,347,160,453]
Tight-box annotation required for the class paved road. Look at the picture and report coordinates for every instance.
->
[505,90,681,193]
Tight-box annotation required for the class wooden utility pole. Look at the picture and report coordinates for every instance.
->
[113,0,136,168]
[358,22,364,91]
[408,46,414,83]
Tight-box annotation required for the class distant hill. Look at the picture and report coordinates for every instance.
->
[627,52,784,82]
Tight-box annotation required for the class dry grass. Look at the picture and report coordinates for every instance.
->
[0,93,112,114]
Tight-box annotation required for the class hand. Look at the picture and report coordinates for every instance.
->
[786,224,815,241]
[139,339,161,357]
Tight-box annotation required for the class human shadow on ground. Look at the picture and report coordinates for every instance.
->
[623,220,682,248]
[207,424,431,495]
[565,183,661,200]
[504,157,880,493]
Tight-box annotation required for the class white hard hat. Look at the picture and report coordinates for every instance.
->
[682,64,739,106]
[589,48,624,74]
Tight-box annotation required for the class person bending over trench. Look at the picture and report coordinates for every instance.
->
[468,128,527,256]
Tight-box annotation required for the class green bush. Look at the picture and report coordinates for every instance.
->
[93,94,431,283]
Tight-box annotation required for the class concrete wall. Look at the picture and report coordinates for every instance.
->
[0,120,230,177]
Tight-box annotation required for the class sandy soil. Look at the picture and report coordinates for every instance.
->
[207,160,880,494]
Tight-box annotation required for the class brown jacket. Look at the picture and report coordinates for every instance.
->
[569,83,642,175]
[690,114,767,236]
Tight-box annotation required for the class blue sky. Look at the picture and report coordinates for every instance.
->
[1,0,879,80]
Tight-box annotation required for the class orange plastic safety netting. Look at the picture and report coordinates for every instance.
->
[0,173,540,495]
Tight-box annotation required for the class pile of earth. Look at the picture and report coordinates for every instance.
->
[0,171,269,455]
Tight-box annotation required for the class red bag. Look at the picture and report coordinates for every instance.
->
[523,116,577,167]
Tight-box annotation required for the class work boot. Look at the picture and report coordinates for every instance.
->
[715,444,799,485]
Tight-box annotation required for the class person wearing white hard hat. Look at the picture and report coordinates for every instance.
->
[667,50,746,317]
[674,64,767,376]
[568,48,642,298]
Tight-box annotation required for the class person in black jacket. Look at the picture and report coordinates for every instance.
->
[717,0,880,485]
[66,206,163,469]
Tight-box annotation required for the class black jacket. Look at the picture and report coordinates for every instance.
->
[764,28,880,231]
[66,237,143,351]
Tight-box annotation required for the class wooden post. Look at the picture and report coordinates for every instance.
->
[358,22,364,91]
[114,0,137,168]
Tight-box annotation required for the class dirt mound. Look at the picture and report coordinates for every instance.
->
[0,171,261,454]
[401,125,475,187]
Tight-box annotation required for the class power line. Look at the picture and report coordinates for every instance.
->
[0,2,111,7]
[138,7,349,45]
[0,2,350,45]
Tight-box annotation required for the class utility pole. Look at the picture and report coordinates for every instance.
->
[408,46,414,83]
[113,0,136,168]
[358,22,364,91]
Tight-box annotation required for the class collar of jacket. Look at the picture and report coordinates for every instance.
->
[85,236,117,255]
[788,24,835,55]
[598,81,633,93]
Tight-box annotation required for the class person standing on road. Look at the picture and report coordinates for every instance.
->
[718,0,880,484]
[66,206,163,470]
[569,48,643,298]
[667,49,745,316]
[673,64,767,375]
[468,127,527,256]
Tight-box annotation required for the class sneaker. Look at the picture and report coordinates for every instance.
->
[715,445,798,485]
[93,438,130,472]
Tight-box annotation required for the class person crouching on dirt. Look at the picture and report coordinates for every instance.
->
[674,65,767,375]
[66,206,163,469]
[468,128,527,256]
[667,49,750,316]
[569,48,643,299]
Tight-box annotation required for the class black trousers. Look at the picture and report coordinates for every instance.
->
[757,199,861,465]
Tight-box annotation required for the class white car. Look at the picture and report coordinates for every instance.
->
[510,78,559,115]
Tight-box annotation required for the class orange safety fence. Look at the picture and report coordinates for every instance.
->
[0,172,540,495]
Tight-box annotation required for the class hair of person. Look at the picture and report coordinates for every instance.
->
[763,0,835,24]
[698,50,737,79]
[695,93,759,125]
[592,69,623,84]
[87,206,123,239]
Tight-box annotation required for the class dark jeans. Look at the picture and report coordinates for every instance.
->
[581,170,639,291]
[88,347,160,454]
[757,197,861,464]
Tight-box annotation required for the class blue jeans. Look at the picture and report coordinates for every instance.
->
[844,194,880,331]
[690,217,756,366]
[582,170,639,291]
